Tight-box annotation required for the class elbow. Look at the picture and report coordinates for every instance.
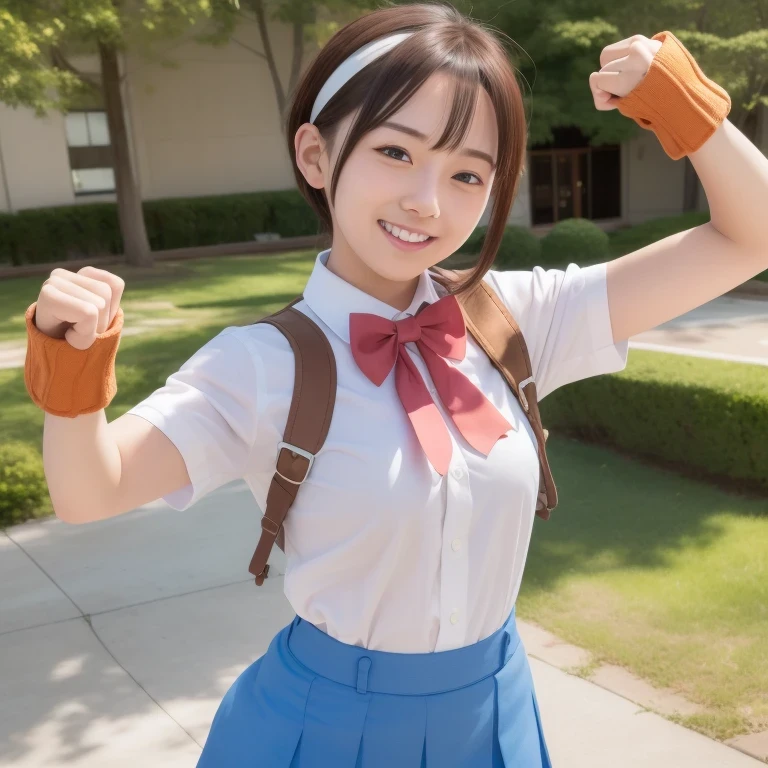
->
[48,489,87,525]
[53,504,90,525]
[53,498,117,525]
[46,477,122,525]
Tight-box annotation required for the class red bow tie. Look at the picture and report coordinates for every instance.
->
[349,293,514,475]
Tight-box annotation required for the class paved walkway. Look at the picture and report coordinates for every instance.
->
[1,480,764,767]
[628,289,768,366]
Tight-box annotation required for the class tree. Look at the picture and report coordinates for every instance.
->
[453,0,766,213]
[0,0,236,267]
[226,0,378,134]
[608,0,767,211]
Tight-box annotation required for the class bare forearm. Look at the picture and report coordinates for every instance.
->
[43,409,122,523]
[689,118,768,254]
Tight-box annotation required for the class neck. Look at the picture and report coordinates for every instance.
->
[325,243,421,313]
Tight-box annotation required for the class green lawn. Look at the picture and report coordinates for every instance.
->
[0,250,319,458]
[520,434,768,742]
[0,251,318,344]
[1,221,767,743]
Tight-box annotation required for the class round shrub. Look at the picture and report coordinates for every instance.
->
[493,225,542,269]
[540,217,609,268]
[0,442,51,528]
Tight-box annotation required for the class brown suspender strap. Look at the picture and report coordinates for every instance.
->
[430,267,558,519]
[248,267,559,586]
[247,301,337,585]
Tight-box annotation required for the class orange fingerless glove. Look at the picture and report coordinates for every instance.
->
[616,30,731,160]
[24,302,124,418]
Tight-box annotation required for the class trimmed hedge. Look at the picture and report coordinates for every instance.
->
[0,204,122,265]
[0,190,319,266]
[539,348,768,495]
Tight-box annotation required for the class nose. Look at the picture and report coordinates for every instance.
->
[401,169,440,220]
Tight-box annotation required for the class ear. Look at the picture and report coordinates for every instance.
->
[294,123,328,190]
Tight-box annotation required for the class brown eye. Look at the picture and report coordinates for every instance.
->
[378,146,411,162]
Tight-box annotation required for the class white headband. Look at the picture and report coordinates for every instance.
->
[309,31,415,124]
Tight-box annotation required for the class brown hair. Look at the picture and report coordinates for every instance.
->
[285,1,528,297]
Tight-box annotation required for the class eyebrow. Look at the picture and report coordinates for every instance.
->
[381,121,497,171]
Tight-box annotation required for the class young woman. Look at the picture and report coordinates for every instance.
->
[26,0,743,764]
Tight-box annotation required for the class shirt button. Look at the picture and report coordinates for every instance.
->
[451,538,461,552]
[450,611,460,625]
[451,466,464,480]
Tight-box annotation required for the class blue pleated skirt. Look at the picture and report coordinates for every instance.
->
[196,605,552,767]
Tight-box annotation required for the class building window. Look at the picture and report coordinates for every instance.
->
[529,126,620,225]
[65,110,116,195]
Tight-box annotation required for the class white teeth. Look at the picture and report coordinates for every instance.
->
[379,220,430,242]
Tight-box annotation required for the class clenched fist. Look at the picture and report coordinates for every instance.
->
[33,266,125,350]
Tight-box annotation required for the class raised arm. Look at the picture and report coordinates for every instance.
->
[44,408,191,524]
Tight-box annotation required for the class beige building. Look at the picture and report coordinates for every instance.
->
[1,17,764,232]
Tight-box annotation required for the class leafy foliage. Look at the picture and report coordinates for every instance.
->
[0,1,236,115]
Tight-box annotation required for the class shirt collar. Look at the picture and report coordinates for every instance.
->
[303,248,444,344]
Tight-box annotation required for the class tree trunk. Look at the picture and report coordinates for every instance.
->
[99,41,152,267]
[287,20,305,118]
[251,0,286,126]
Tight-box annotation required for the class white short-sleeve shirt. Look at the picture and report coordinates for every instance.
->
[127,248,629,653]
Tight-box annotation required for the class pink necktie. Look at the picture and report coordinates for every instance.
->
[349,294,514,475]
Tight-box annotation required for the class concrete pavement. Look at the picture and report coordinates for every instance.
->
[1,479,764,767]
[630,290,768,366]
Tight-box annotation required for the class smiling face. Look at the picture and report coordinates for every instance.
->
[294,70,499,310]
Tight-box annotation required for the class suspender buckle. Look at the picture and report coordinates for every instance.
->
[517,376,534,413]
[261,516,281,536]
[276,441,315,484]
